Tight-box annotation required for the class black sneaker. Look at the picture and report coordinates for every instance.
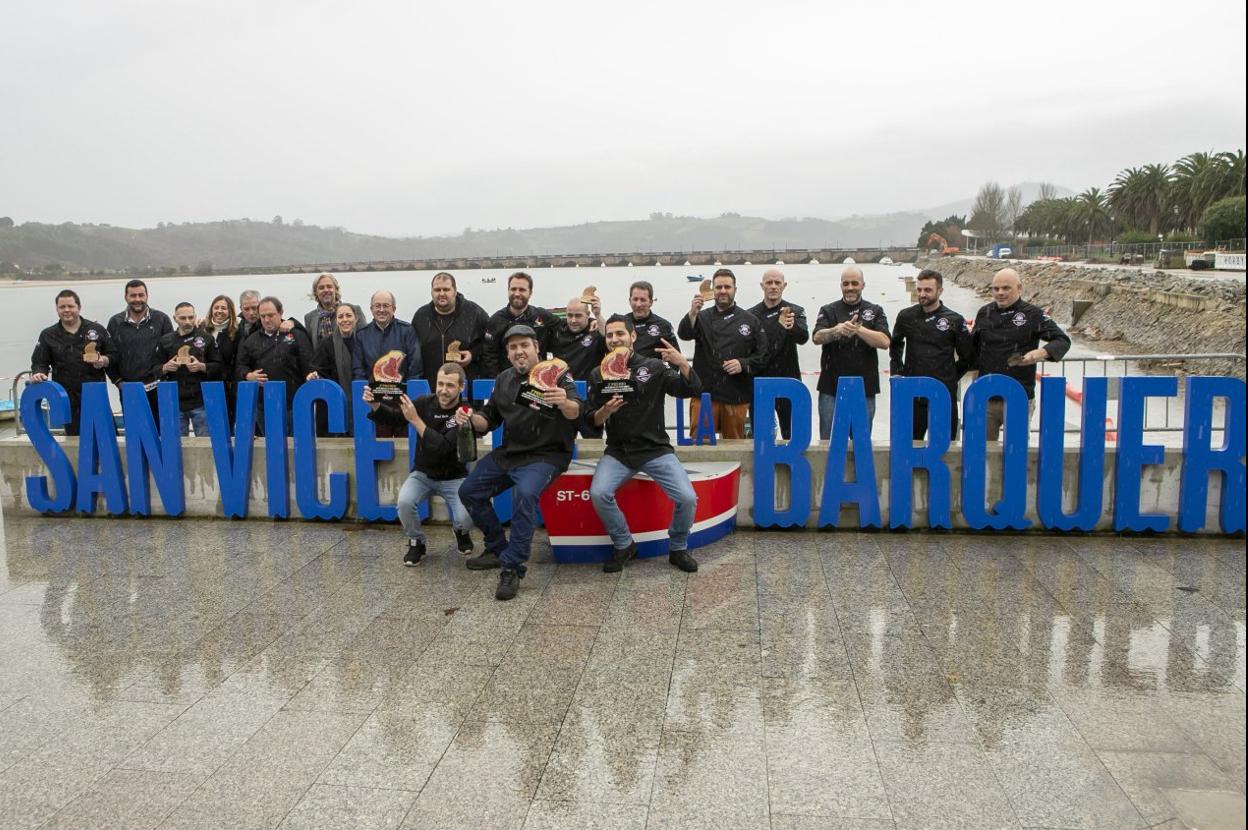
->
[603,541,637,574]
[403,541,426,567]
[466,550,502,570]
[495,568,520,601]
[669,549,698,572]
[454,529,474,554]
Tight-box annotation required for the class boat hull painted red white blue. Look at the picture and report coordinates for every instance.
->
[539,460,740,564]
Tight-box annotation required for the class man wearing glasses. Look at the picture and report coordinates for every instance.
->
[352,290,423,437]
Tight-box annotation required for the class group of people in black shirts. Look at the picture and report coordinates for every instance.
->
[29,264,1069,600]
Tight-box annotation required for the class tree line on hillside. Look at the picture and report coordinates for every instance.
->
[918,150,1246,249]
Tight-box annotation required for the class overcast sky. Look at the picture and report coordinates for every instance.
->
[3,0,1244,237]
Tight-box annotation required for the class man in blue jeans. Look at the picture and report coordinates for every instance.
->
[455,325,583,601]
[588,315,703,573]
[362,363,475,565]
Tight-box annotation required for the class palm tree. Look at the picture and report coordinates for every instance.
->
[1074,188,1112,243]
[1138,163,1173,235]
[1170,151,1238,232]
[1109,167,1145,229]
[1217,150,1245,197]
[1110,164,1171,235]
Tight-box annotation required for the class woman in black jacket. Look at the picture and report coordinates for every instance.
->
[207,294,240,427]
[307,303,359,436]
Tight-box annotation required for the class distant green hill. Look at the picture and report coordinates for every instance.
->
[0,211,939,275]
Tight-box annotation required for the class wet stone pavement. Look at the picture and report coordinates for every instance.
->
[0,514,1243,830]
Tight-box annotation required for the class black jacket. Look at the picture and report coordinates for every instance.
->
[482,305,560,378]
[590,353,702,468]
[889,303,972,390]
[235,325,315,403]
[311,333,355,393]
[411,297,490,387]
[31,318,116,396]
[369,394,468,480]
[815,299,891,396]
[550,322,607,381]
[749,300,809,379]
[968,299,1071,398]
[676,303,769,405]
[157,328,223,412]
[628,312,681,361]
[210,326,239,385]
[107,309,174,385]
[476,366,582,471]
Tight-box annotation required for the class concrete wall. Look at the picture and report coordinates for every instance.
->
[0,436,1230,534]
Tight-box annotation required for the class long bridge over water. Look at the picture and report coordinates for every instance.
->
[233,246,921,275]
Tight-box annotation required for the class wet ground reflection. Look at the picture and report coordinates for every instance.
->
[0,515,1243,828]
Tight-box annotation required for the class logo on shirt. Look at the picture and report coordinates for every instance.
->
[861,309,876,322]
[648,324,660,337]
[635,366,652,383]
[1012,312,1027,327]
[738,324,751,337]
[193,337,205,348]
[935,318,950,332]
[86,329,99,341]
[581,335,594,347]
[283,333,296,343]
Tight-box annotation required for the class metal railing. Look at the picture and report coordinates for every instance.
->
[1025,239,1246,262]
[1036,353,1245,432]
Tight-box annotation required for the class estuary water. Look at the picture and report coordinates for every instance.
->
[1,262,989,431]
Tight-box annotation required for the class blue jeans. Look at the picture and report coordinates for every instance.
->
[589,453,697,551]
[458,453,559,576]
[398,470,472,544]
[180,407,209,437]
[818,393,876,442]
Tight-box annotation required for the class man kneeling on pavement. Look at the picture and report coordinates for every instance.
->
[588,315,702,574]
[362,363,475,565]
[454,325,584,601]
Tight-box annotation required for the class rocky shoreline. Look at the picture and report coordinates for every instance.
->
[918,256,1246,378]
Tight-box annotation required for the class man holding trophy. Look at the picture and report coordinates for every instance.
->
[352,290,423,438]
[587,315,703,574]
[454,324,584,601]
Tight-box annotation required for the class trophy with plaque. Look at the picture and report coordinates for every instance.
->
[371,349,406,402]
[518,357,568,415]
[596,346,635,397]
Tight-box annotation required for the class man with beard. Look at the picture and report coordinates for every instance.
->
[626,281,680,361]
[481,272,559,378]
[889,269,973,440]
[748,268,809,440]
[107,279,173,411]
[967,268,1070,441]
[589,316,702,573]
[455,325,583,601]
[411,272,489,391]
[303,273,365,348]
[236,296,315,433]
[30,289,117,436]
[363,363,476,565]
[352,290,423,438]
[157,302,223,437]
[677,268,769,439]
[812,266,891,440]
